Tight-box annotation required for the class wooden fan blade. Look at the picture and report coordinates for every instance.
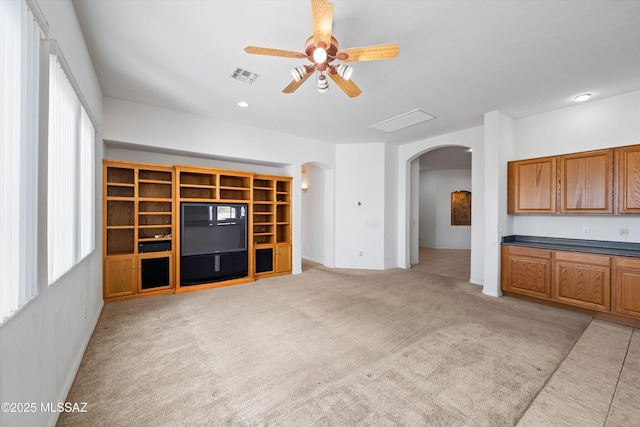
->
[327,72,361,98]
[311,0,333,48]
[283,69,314,94]
[336,43,400,62]
[244,46,306,59]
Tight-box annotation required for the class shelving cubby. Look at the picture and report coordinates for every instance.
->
[103,161,293,301]
[253,175,292,277]
[103,160,175,301]
[173,166,255,294]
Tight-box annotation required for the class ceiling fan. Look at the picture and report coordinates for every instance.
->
[244,0,400,98]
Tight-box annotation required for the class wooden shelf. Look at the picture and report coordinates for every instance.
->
[106,196,135,201]
[180,184,216,189]
[138,237,172,242]
[103,160,175,301]
[252,175,292,277]
[138,179,171,184]
[107,182,135,187]
[104,161,293,301]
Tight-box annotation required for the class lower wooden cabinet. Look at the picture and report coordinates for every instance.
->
[275,243,292,274]
[553,251,610,311]
[104,253,173,300]
[104,256,137,298]
[501,245,640,325]
[501,246,551,298]
[613,257,640,318]
[254,243,291,277]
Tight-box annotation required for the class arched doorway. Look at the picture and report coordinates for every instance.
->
[300,162,334,269]
[415,146,472,280]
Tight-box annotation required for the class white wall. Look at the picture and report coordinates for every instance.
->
[106,145,288,176]
[512,90,640,242]
[483,111,515,297]
[384,144,399,269]
[419,169,472,249]
[335,143,387,269]
[0,1,104,427]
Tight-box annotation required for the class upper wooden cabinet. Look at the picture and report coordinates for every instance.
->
[508,156,557,214]
[617,144,640,214]
[559,149,614,214]
[506,145,640,215]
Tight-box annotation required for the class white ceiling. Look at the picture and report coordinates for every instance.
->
[72,0,640,146]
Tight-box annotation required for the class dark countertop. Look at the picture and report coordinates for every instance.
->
[501,235,640,258]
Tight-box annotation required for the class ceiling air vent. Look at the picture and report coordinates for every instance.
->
[370,109,437,133]
[230,67,259,84]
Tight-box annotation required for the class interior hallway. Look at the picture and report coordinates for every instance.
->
[415,247,471,281]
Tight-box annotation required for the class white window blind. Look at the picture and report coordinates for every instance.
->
[48,52,96,285]
[0,0,40,322]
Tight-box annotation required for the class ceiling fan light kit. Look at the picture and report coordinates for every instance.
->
[244,0,399,98]
[291,65,308,82]
[317,74,329,93]
[336,64,353,81]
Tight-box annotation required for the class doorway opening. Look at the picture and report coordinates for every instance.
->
[414,146,472,281]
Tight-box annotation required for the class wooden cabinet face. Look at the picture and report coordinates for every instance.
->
[105,254,173,298]
[559,149,614,214]
[614,269,640,318]
[613,257,640,319]
[617,144,640,214]
[553,252,611,311]
[501,246,552,298]
[275,243,292,274]
[508,157,557,214]
[104,256,137,298]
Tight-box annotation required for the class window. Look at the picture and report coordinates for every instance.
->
[0,0,41,322]
[47,50,96,285]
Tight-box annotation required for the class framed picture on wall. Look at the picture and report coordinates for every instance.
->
[451,190,471,226]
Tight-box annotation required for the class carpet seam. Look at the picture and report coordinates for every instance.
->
[513,316,595,425]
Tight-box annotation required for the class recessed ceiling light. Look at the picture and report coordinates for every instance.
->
[574,93,591,102]
[238,101,249,108]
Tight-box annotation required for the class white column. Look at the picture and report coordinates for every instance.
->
[483,111,514,296]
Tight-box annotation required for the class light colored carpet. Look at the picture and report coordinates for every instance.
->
[416,247,471,281]
[58,262,591,426]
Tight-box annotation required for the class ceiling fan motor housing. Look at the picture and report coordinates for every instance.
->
[305,36,340,70]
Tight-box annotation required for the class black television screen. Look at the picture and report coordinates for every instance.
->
[181,203,247,256]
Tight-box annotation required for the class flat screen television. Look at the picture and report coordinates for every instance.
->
[181,202,247,256]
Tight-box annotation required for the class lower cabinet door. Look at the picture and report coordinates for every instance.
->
[104,256,137,298]
[614,257,640,319]
[553,251,611,311]
[501,246,552,298]
[275,243,291,274]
